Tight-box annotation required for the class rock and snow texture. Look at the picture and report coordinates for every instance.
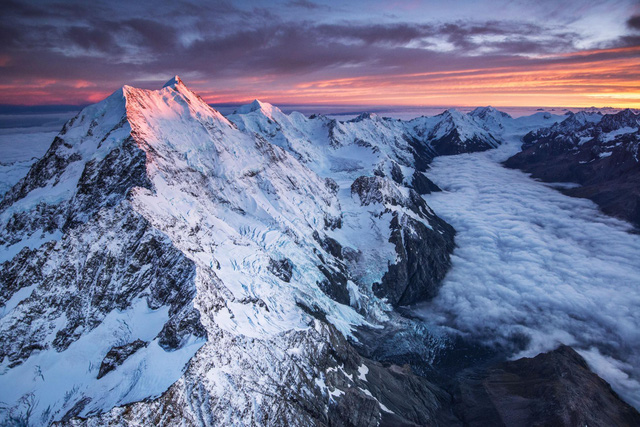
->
[0,77,460,425]
[0,82,206,425]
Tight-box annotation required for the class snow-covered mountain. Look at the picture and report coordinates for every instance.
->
[506,109,640,227]
[1,77,638,426]
[228,101,502,183]
[0,77,458,425]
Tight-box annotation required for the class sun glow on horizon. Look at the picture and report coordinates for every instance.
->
[1,41,639,109]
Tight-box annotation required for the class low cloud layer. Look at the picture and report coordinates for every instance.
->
[416,144,640,409]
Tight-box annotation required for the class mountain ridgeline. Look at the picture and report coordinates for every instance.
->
[0,77,638,426]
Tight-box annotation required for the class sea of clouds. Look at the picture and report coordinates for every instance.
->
[415,144,640,409]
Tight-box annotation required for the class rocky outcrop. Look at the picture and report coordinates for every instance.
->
[350,175,455,306]
[375,212,455,306]
[453,346,640,426]
[267,257,294,282]
[0,202,202,367]
[98,339,148,379]
[411,171,441,195]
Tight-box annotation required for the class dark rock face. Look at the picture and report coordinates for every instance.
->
[430,131,499,156]
[453,346,640,427]
[65,137,151,229]
[404,134,437,171]
[268,257,294,282]
[0,136,81,210]
[324,177,340,195]
[312,230,352,305]
[317,263,351,306]
[351,175,456,307]
[411,171,441,195]
[329,388,381,427]
[313,230,343,260]
[0,203,203,367]
[375,213,455,306]
[60,397,92,424]
[98,339,148,379]
[350,176,393,206]
[390,162,404,184]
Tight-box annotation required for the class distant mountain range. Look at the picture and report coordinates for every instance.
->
[506,109,640,228]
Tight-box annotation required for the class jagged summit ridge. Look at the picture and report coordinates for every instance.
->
[162,75,184,88]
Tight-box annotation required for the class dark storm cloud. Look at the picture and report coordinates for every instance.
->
[316,23,432,45]
[628,15,640,30]
[121,19,179,51]
[0,13,619,78]
[64,26,119,54]
[286,0,325,10]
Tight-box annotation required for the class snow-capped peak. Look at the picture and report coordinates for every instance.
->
[469,106,512,120]
[233,99,279,119]
[349,112,379,122]
[162,75,184,88]
[440,108,462,117]
[562,111,602,128]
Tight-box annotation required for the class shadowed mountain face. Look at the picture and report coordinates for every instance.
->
[505,109,640,228]
[454,346,640,427]
[0,77,638,425]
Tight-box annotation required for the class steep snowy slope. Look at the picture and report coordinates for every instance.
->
[0,81,207,425]
[0,77,457,425]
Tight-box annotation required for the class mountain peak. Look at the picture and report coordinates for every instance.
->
[233,99,278,118]
[349,112,378,122]
[469,106,512,120]
[249,99,266,110]
[615,108,638,119]
[163,75,184,88]
[438,108,466,122]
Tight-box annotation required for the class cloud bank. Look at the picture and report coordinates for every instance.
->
[416,143,640,409]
